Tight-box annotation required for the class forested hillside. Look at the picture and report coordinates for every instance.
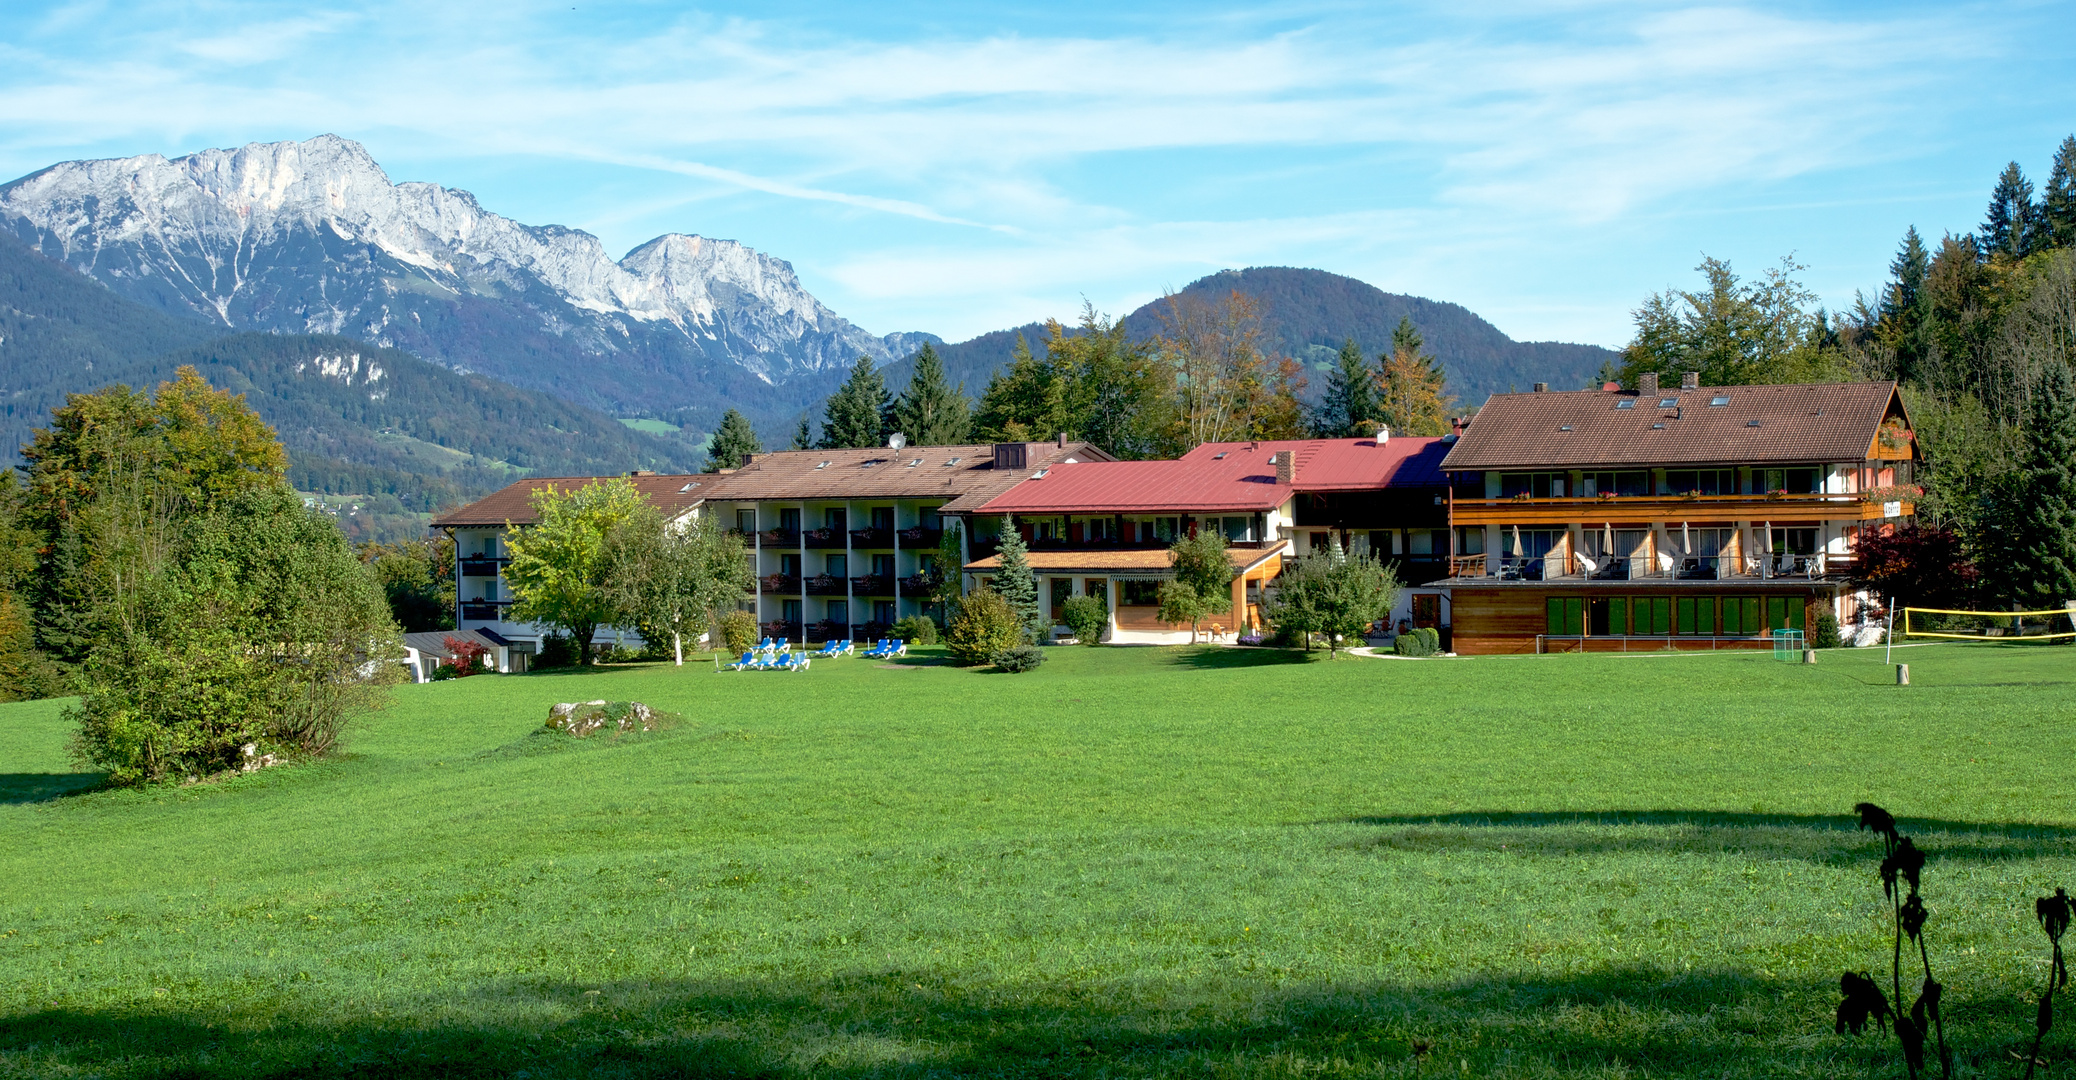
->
[899,267,1616,413]
[0,231,698,540]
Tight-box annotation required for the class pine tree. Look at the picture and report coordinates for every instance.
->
[2004,362,2076,610]
[1377,317,1454,437]
[888,343,972,445]
[1879,227,1932,384]
[790,415,814,451]
[1981,161,2039,260]
[701,408,762,472]
[819,357,892,449]
[1310,338,1378,438]
[2044,135,2076,251]
[990,519,1045,643]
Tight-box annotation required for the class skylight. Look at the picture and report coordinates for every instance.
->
[1651,423,1666,430]
[678,483,698,492]
[1659,397,1678,407]
[1213,452,1228,459]
[1710,395,1731,406]
[1615,400,1636,410]
[814,461,830,470]
[1558,425,1573,432]
[1031,469,1049,479]
[907,458,922,467]
[1747,420,1762,428]
[943,457,962,466]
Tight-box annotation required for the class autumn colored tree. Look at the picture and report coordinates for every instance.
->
[1376,318,1455,437]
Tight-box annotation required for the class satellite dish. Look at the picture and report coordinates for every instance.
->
[888,432,907,450]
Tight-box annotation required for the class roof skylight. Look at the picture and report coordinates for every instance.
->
[1615,400,1636,410]
[1558,425,1574,432]
[1651,423,1666,430]
[1710,395,1731,406]
[943,457,962,466]
[1213,452,1228,459]
[907,458,922,467]
[1659,397,1678,407]
[1031,469,1049,479]
[814,461,830,469]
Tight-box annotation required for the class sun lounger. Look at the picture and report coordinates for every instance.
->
[723,651,758,671]
[778,652,811,671]
[813,640,851,658]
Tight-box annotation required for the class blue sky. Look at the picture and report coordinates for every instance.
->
[1,1,2071,348]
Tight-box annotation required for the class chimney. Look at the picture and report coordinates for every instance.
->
[1681,371,1699,391]
[1533,382,1548,393]
[1639,372,1659,396]
[1377,424,1390,446]
[1276,452,1296,485]
[627,470,656,477]
[1057,432,1068,448]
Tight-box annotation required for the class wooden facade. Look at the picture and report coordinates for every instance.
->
[1450,586,1828,655]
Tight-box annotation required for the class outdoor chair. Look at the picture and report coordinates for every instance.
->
[723,651,758,671]
[758,637,775,652]
[813,640,849,658]
[886,639,907,657]
[778,653,811,672]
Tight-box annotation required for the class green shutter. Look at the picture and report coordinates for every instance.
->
[1609,597,1627,635]
[1676,597,1697,635]
[1565,597,1583,635]
[1720,597,1740,635]
[1786,598,1804,633]
[1546,597,1565,636]
[1649,597,1671,635]
[1697,597,1716,636]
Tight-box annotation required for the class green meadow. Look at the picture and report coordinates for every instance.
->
[3,643,2074,1078]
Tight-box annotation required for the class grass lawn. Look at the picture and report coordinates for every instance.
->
[3,642,2074,1078]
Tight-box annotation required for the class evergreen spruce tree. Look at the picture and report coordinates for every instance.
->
[1377,316,1455,437]
[972,334,1065,443]
[2044,135,2076,251]
[819,357,892,449]
[888,343,972,445]
[1981,162,2040,259]
[990,519,1045,643]
[790,415,814,451]
[701,408,762,472]
[1879,227,1932,384]
[2006,362,2076,610]
[1309,338,1378,438]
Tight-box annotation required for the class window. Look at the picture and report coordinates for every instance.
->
[1083,579,1109,607]
[1632,596,1670,635]
[779,554,801,577]
[826,600,848,624]
[1583,471,1649,497]
[1082,516,1119,541]
[824,508,847,530]
[1121,580,1162,605]
[1545,596,1584,636]
[1222,516,1253,541]
[872,554,895,577]
[1665,469,1735,495]
[1500,472,1566,498]
[825,554,847,576]
[1456,527,1484,555]
[782,599,803,622]
[871,506,895,531]
[1408,530,1434,556]
[1310,532,1330,554]
[1615,400,1636,410]
[1767,596,1804,634]
[1154,517,1179,542]
[1785,467,1820,494]
[873,601,896,625]
[1031,517,1062,542]
[921,506,943,528]
[736,510,755,533]
[1721,597,1760,635]
[1659,397,1679,407]
[779,508,801,532]
[1770,528,1818,555]
[1710,395,1731,406]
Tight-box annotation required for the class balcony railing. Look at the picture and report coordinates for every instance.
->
[803,528,846,549]
[899,526,943,548]
[968,537,1002,558]
[899,573,937,594]
[760,620,804,640]
[848,527,893,548]
[458,556,508,577]
[806,619,849,643]
[759,573,801,594]
[852,620,893,642]
[758,528,798,546]
[804,573,847,596]
[850,574,892,595]
[459,599,514,621]
[1450,551,1857,582]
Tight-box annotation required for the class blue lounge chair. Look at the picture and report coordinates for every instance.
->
[860,638,888,658]
[886,639,907,657]
[813,639,851,659]
[723,651,758,671]
[758,637,775,652]
[774,638,790,653]
[777,652,811,671]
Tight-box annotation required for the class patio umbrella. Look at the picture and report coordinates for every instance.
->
[1510,525,1522,558]
[1681,520,1692,555]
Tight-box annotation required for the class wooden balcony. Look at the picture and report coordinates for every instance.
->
[1451,492,1913,526]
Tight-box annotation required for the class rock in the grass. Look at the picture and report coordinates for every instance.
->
[237,742,280,772]
[545,700,656,738]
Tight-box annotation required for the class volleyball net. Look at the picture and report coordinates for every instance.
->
[1900,605,2076,642]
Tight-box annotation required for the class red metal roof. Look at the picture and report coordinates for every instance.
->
[975,436,1449,515]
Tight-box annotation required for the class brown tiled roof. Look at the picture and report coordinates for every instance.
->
[963,547,1282,575]
[976,436,1449,516]
[431,473,713,528]
[695,442,1112,509]
[1439,382,1909,471]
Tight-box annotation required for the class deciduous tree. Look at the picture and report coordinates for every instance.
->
[605,512,749,665]
[502,477,652,665]
[1162,526,1235,643]
[1619,256,1843,388]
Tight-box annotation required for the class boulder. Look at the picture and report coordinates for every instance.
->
[545,700,656,738]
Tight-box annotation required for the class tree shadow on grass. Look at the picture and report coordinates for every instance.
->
[6,964,2051,1079]
[1164,646,1320,670]
[0,772,103,805]
[1326,809,2076,865]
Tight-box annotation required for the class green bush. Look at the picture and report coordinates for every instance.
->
[891,614,940,646]
[946,589,1021,666]
[714,610,758,655]
[1394,626,1442,657]
[428,662,460,682]
[536,634,580,669]
[1812,611,1842,649]
[994,644,1046,673]
[1061,595,1108,645]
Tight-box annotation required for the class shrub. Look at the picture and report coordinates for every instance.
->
[946,589,1021,666]
[536,634,580,669]
[891,614,940,646]
[994,643,1046,673]
[1812,611,1842,649]
[714,609,758,655]
[1394,627,1441,657]
[428,662,460,681]
[442,635,492,677]
[1061,595,1108,644]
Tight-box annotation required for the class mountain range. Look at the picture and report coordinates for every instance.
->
[0,136,1621,537]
